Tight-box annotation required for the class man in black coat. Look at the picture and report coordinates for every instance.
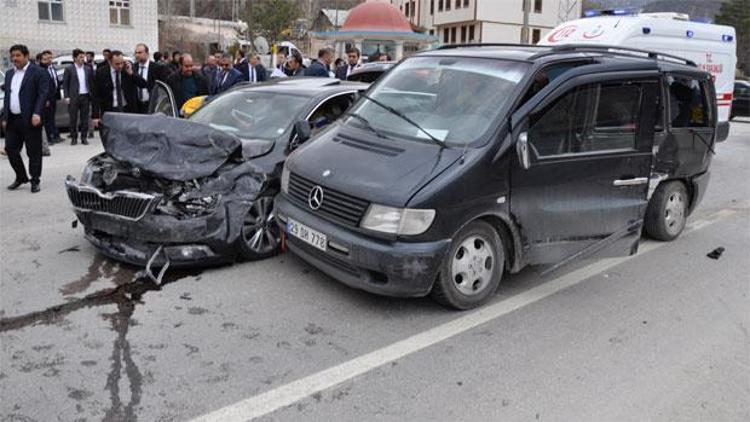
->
[166,54,209,112]
[92,50,146,126]
[335,47,361,81]
[38,50,61,146]
[238,54,268,83]
[63,49,95,144]
[305,48,334,77]
[132,43,169,114]
[1,44,49,193]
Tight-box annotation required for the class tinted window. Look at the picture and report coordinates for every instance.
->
[668,77,708,128]
[584,83,642,152]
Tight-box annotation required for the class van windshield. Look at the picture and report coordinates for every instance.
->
[345,56,528,146]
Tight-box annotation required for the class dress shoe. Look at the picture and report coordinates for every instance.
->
[31,183,40,193]
[42,149,51,156]
[7,179,29,190]
[71,139,78,145]
[82,139,89,145]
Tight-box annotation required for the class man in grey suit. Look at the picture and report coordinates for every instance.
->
[62,49,95,145]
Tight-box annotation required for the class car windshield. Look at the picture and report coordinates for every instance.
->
[345,56,528,146]
[189,91,307,141]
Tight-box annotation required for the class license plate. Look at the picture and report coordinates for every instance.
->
[287,218,327,252]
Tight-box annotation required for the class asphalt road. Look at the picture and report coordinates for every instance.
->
[1,120,748,422]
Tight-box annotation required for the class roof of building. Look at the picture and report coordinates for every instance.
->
[341,0,412,33]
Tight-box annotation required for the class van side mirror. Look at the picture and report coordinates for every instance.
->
[294,120,312,144]
[516,131,531,170]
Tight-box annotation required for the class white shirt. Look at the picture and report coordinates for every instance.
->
[346,64,359,78]
[9,62,29,115]
[137,61,150,102]
[75,63,88,94]
[48,66,57,89]
[248,63,257,82]
[110,67,127,108]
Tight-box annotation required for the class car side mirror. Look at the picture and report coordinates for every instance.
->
[294,120,312,144]
[516,131,531,170]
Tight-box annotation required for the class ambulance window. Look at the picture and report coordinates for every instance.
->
[668,76,708,128]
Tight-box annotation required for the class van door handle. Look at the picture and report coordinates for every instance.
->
[613,177,648,187]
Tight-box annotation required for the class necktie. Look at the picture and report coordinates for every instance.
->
[138,65,144,101]
[251,66,255,83]
[49,67,57,88]
[115,71,123,111]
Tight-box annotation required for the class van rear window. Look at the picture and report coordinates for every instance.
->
[668,76,709,128]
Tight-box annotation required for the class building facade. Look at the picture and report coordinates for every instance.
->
[0,0,158,68]
[391,0,582,45]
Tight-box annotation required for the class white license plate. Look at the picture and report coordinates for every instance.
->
[287,218,327,252]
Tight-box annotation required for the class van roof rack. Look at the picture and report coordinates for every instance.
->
[435,43,547,50]
[529,44,697,67]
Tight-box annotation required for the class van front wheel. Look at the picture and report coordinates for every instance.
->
[431,221,504,310]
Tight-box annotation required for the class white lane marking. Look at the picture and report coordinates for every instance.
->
[192,208,738,422]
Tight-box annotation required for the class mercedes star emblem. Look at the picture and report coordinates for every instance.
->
[308,186,324,210]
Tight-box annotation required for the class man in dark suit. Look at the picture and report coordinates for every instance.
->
[335,47,361,81]
[63,49,95,145]
[133,43,169,114]
[1,45,49,193]
[239,54,268,83]
[38,50,61,147]
[166,53,209,112]
[305,48,334,77]
[92,50,146,126]
[210,54,243,95]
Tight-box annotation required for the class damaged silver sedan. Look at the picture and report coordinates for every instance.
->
[66,79,366,269]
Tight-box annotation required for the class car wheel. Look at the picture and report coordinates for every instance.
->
[431,221,504,310]
[644,181,688,241]
[236,195,281,260]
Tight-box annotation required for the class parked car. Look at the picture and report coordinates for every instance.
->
[731,80,750,119]
[275,44,717,309]
[347,61,396,83]
[65,78,367,271]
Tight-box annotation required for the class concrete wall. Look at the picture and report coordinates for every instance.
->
[0,0,158,69]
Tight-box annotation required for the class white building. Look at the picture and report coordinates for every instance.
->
[0,0,158,68]
[391,0,582,45]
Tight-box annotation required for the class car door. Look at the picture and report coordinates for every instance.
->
[148,80,178,117]
[510,73,660,266]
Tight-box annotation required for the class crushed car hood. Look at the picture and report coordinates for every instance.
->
[100,113,242,181]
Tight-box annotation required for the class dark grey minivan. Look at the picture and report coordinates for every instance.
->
[276,44,716,309]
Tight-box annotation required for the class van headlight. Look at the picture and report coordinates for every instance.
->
[281,166,290,194]
[360,204,435,235]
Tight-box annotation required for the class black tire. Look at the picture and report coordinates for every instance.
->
[235,195,281,261]
[644,181,689,241]
[431,220,504,310]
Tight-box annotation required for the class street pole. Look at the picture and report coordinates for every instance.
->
[522,0,530,44]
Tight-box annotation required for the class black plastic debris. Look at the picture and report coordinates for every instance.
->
[71,220,78,228]
[706,247,725,260]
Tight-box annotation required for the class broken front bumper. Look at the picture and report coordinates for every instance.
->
[66,177,241,267]
[275,194,451,298]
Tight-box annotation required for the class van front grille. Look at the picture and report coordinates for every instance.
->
[287,173,369,228]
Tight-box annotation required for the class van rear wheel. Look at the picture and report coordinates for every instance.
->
[431,221,504,310]
[644,181,688,241]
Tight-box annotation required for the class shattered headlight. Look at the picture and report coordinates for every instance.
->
[176,194,221,213]
[281,165,290,195]
[360,204,435,236]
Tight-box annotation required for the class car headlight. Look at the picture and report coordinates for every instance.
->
[281,165,290,194]
[81,163,95,183]
[360,204,435,235]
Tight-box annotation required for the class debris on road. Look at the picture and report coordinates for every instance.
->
[706,247,725,260]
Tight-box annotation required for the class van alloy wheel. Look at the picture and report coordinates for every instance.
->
[664,190,686,236]
[451,235,495,296]
[242,196,279,255]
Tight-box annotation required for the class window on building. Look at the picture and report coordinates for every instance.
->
[444,28,449,43]
[461,25,467,43]
[469,24,475,41]
[450,26,457,43]
[464,0,469,7]
[455,0,461,8]
[438,0,443,12]
[446,0,451,10]
[534,0,542,13]
[429,29,435,36]
[109,0,131,26]
[532,28,541,44]
[411,0,415,17]
[405,2,410,16]
[430,0,434,14]
[38,0,63,21]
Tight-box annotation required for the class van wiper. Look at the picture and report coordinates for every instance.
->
[359,93,443,147]
[343,111,387,139]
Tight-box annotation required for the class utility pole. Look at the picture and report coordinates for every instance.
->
[521,0,531,44]
[190,0,195,18]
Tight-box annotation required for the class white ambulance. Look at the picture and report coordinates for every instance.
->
[540,12,737,141]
